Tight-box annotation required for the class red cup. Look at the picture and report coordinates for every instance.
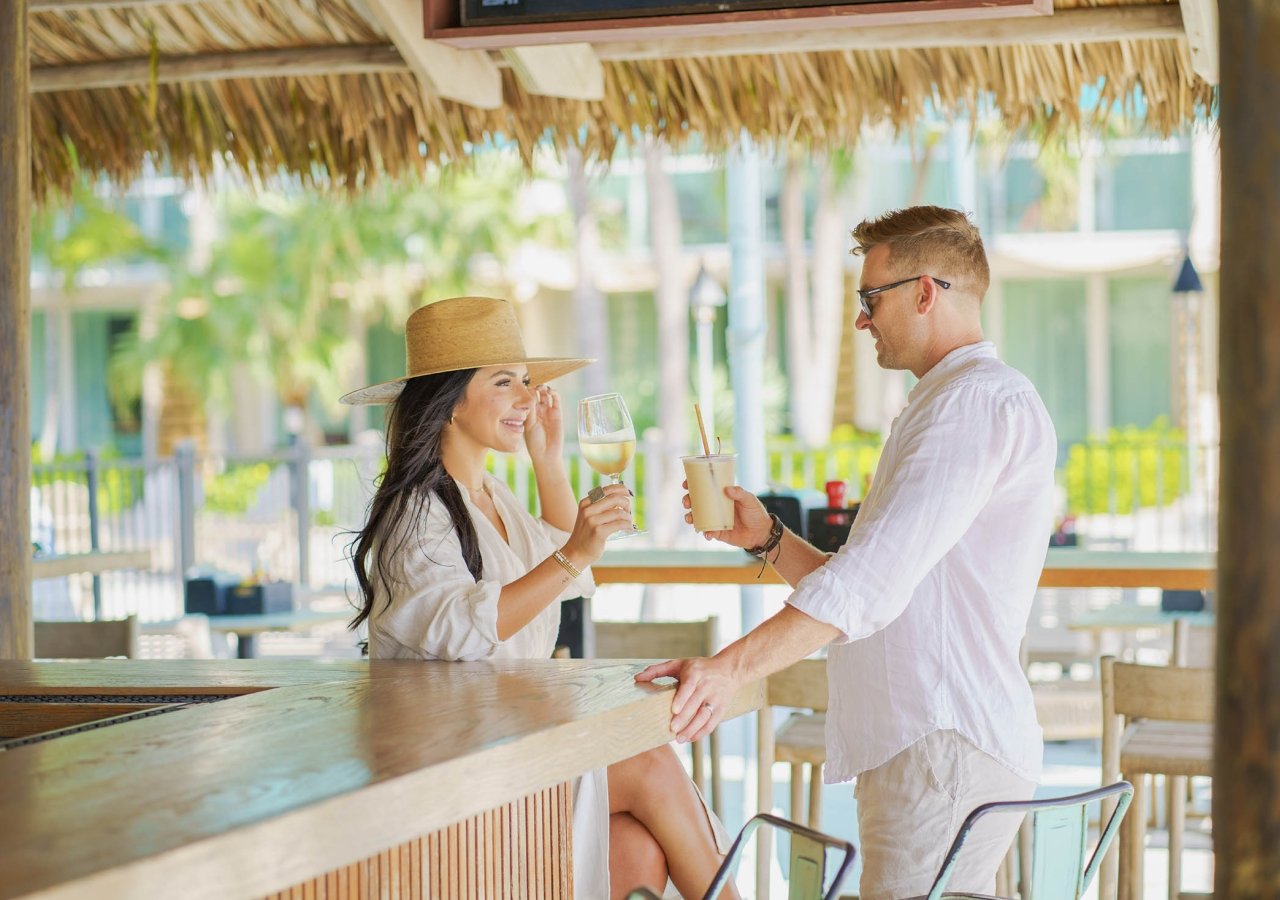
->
[825,479,847,509]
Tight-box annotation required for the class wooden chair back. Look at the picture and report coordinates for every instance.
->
[1099,656,1213,900]
[767,658,828,712]
[592,617,717,660]
[34,616,139,659]
[1102,657,1214,725]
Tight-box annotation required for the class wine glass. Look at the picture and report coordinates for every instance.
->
[578,392,642,539]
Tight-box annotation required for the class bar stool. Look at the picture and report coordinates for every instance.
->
[593,617,723,815]
[757,659,828,899]
[1100,655,1214,900]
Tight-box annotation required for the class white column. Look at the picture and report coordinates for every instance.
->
[1085,273,1110,436]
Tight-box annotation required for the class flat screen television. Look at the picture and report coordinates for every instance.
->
[462,0,900,26]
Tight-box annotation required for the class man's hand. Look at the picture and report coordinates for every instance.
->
[634,655,742,744]
[682,483,774,549]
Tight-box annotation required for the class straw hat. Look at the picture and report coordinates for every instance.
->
[340,296,594,406]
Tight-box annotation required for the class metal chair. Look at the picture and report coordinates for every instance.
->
[626,813,857,900]
[924,781,1134,900]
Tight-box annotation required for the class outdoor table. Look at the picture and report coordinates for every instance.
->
[31,549,152,580]
[1070,605,1215,665]
[593,547,1216,590]
[142,609,351,658]
[0,659,764,899]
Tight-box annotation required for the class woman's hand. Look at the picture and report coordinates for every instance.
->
[682,482,773,549]
[561,483,632,564]
[523,385,564,464]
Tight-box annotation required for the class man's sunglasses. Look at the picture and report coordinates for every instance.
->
[857,275,951,319]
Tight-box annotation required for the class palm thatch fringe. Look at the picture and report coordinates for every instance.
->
[28,0,1215,195]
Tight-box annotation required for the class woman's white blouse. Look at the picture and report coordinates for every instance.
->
[367,471,595,661]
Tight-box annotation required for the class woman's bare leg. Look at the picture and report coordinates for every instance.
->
[610,812,667,899]
[607,744,732,899]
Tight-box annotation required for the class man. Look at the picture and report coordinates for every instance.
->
[637,206,1057,899]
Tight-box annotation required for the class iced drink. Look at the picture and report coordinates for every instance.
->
[681,454,737,532]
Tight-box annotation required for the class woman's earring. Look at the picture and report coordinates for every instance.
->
[449,415,455,425]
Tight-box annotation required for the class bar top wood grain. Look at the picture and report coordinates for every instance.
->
[592,547,1216,590]
[0,659,763,900]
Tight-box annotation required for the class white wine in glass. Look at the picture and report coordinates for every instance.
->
[578,392,642,539]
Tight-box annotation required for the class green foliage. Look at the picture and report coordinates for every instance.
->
[203,463,273,515]
[32,146,167,282]
[768,427,883,497]
[1064,418,1187,515]
[30,444,143,516]
[108,154,561,435]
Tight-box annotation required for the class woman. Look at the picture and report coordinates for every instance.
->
[343,296,729,899]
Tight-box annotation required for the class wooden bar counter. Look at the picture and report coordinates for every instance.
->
[0,659,763,899]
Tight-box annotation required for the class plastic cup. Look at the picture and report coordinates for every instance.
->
[681,454,737,532]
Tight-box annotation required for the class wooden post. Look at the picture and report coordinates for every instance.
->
[0,0,32,660]
[1216,0,1280,893]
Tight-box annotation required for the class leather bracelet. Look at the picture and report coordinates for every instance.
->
[552,549,582,579]
[745,514,784,558]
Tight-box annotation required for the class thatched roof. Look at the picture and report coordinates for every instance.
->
[29,0,1215,195]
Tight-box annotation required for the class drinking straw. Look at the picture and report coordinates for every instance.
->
[694,403,712,456]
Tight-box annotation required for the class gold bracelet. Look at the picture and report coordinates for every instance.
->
[552,549,581,579]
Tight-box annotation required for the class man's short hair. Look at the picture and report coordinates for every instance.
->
[851,206,990,299]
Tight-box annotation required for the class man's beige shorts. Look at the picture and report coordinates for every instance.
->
[854,729,1036,900]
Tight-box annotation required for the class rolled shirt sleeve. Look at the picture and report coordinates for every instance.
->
[787,383,1020,643]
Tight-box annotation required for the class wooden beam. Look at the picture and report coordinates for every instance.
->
[364,0,502,110]
[503,43,604,100]
[30,0,204,10]
[591,4,1184,60]
[30,44,405,93]
[1216,0,1280,894]
[0,0,32,661]
[24,5,1186,96]
[1178,0,1218,84]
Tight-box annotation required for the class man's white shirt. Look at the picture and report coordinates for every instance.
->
[787,341,1057,783]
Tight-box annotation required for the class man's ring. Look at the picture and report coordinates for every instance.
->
[588,485,606,504]
[701,701,715,715]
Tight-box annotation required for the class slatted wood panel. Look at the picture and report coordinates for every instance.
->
[264,782,573,899]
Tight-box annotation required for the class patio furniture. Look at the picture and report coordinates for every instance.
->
[31,550,152,580]
[141,609,350,659]
[760,659,829,830]
[34,616,138,659]
[593,617,722,815]
[591,548,1215,590]
[1100,657,1214,900]
[923,781,1134,900]
[757,658,829,898]
[626,812,857,900]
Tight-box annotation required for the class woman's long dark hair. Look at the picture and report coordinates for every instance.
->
[348,368,481,632]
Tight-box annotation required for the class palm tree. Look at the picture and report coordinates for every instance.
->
[110,157,546,451]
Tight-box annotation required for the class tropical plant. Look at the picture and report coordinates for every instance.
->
[109,155,554,445]
[32,149,166,460]
[1064,417,1187,515]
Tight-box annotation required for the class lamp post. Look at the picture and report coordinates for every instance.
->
[1172,251,1204,548]
[689,261,726,442]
